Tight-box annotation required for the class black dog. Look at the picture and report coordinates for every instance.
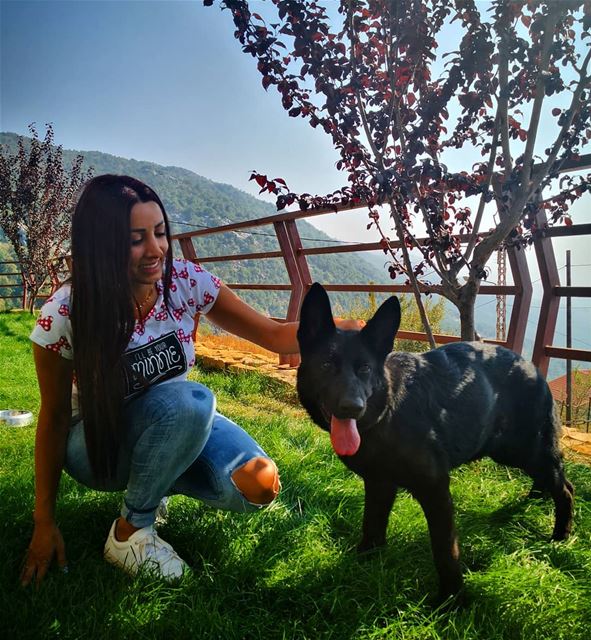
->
[296,283,574,600]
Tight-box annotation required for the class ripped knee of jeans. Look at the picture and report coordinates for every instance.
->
[231,456,280,506]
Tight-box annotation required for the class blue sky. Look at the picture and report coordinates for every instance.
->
[1,0,590,294]
[1,1,342,211]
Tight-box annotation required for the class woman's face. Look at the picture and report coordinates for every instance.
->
[128,201,169,289]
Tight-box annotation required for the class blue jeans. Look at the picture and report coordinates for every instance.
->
[64,381,274,528]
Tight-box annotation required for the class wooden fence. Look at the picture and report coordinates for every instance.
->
[170,202,591,374]
[0,257,68,310]
[2,202,589,375]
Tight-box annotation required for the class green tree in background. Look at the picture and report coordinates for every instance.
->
[0,124,92,311]
[565,369,591,429]
[336,289,445,353]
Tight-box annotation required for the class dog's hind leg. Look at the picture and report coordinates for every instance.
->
[528,478,546,498]
[528,455,574,541]
[412,478,463,599]
[550,474,574,541]
[357,479,398,553]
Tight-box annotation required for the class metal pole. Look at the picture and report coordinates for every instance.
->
[565,250,572,427]
[496,248,506,341]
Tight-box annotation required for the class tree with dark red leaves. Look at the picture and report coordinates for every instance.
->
[0,124,92,311]
[206,0,591,343]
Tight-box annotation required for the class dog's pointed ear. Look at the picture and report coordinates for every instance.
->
[297,283,336,353]
[360,296,400,358]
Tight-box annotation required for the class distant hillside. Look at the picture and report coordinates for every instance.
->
[0,131,390,316]
[1,131,587,378]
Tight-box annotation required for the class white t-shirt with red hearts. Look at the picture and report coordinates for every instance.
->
[30,259,221,417]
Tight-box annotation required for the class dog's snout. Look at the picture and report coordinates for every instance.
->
[336,396,365,419]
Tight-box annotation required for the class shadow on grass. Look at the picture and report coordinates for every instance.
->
[0,313,35,344]
[4,433,590,639]
[4,468,591,640]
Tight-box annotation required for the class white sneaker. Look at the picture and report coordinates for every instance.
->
[104,519,188,581]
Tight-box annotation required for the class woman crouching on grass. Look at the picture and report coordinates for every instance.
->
[21,174,361,585]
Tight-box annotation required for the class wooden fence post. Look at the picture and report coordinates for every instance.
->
[274,220,312,367]
[504,243,532,354]
[492,178,532,355]
[531,203,560,377]
[177,237,202,340]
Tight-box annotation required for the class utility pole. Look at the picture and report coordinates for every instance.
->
[566,250,572,427]
[496,248,506,341]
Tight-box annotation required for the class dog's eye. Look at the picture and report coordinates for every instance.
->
[358,364,372,374]
[321,360,333,370]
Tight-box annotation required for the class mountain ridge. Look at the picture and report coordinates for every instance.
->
[0,131,392,317]
[1,131,587,379]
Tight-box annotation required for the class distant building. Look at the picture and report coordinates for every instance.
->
[548,370,591,430]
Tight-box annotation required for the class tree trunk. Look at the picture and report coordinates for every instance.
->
[457,279,480,341]
[21,271,39,313]
[27,290,37,313]
[20,272,29,311]
[458,302,476,341]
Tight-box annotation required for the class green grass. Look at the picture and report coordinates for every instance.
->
[1,311,590,640]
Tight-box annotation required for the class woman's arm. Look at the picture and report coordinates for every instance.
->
[206,285,299,354]
[205,284,365,354]
[21,344,73,586]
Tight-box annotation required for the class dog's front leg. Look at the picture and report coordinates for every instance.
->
[357,478,398,553]
[412,479,463,600]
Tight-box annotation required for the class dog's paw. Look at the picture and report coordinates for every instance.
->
[356,539,386,555]
[434,575,466,609]
[434,586,468,610]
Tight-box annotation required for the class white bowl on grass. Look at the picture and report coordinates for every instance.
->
[0,410,34,427]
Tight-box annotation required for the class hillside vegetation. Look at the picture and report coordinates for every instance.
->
[0,132,391,317]
[3,132,590,381]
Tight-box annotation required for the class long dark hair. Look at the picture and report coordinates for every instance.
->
[70,175,173,480]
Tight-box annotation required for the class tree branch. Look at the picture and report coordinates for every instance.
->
[462,111,501,264]
[472,7,563,269]
[519,7,560,190]
[497,30,513,173]
[387,200,437,348]
[531,45,591,193]
[347,4,384,167]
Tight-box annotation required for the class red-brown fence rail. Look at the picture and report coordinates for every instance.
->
[170,201,590,373]
[3,184,589,375]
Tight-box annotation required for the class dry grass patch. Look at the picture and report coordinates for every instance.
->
[197,327,277,359]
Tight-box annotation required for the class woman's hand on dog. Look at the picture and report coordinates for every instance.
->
[334,317,366,331]
[21,521,68,587]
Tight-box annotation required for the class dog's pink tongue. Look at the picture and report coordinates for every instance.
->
[330,416,361,456]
